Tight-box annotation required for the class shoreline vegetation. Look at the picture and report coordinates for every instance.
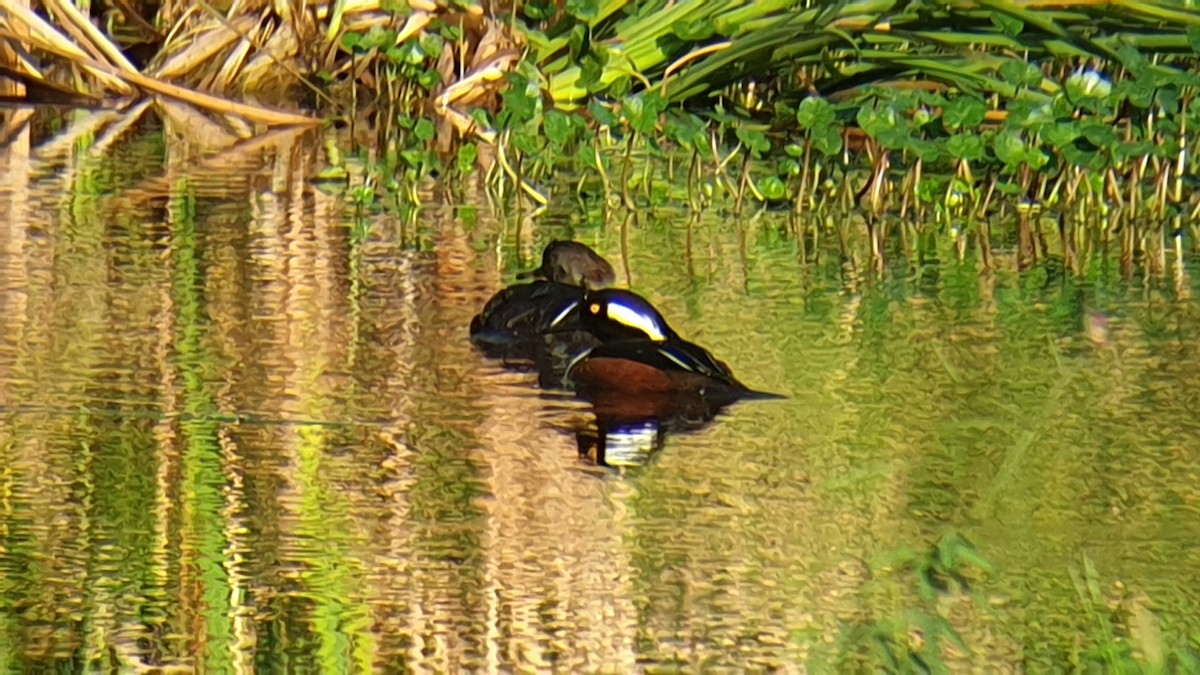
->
[2,0,1200,278]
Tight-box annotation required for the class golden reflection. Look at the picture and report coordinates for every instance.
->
[2,113,1200,671]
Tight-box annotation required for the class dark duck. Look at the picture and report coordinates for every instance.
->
[469,240,617,361]
[566,289,783,407]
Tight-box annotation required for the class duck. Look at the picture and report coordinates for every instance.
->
[566,289,784,407]
[469,240,617,361]
[517,239,616,290]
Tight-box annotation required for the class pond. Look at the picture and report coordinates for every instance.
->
[1,115,1199,671]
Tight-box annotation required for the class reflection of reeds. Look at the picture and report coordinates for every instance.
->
[4,102,1200,671]
[431,215,640,671]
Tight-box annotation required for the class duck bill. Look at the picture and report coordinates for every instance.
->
[737,388,788,401]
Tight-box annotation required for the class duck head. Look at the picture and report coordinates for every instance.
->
[580,289,676,343]
[519,240,616,290]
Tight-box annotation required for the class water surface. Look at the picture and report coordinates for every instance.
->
[1,115,1198,671]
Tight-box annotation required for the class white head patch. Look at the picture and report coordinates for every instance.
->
[606,300,667,341]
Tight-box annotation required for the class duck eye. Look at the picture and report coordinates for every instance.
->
[589,303,601,315]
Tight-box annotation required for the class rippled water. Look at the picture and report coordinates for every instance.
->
[1,117,1199,671]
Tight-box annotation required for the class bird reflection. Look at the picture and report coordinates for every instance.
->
[572,392,724,469]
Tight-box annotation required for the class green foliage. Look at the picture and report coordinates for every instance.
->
[796,97,843,156]
[810,531,991,673]
[340,0,1200,266]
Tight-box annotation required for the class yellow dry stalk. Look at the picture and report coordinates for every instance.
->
[239,20,303,92]
[211,24,257,91]
[316,0,384,23]
[396,10,433,43]
[41,0,137,73]
[428,17,522,146]
[0,0,133,93]
[0,23,317,125]
[154,0,331,102]
[436,49,519,110]
[152,15,261,80]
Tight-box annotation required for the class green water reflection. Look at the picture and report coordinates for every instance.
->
[0,121,1198,671]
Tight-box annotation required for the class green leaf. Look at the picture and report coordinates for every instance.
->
[1006,100,1055,132]
[608,74,632,99]
[341,32,363,52]
[414,117,435,142]
[946,135,984,161]
[1061,142,1095,171]
[1042,121,1080,148]
[523,0,556,20]
[1115,140,1155,162]
[993,130,1027,168]
[999,59,1041,88]
[416,68,440,90]
[796,97,835,131]
[857,103,903,139]
[955,540,993,571]
[674,19,715,41]
[1026,147,1050,171]
[499,74,539,127]
[588,100,618,127]
[400,147,430,170]
[1189,26,1200,54]
[470,108,492,129]
[1115,44,1150,78]
[916,175,948,203]
[943,97,987,131]
[390,40,425,65]
[352,25,395,51]
[875,127,908,151]
[579,53,605,93]
[624,92,666,135]
[439,22,463,43]
[1080,122,1117,149]
[419,31,445,56]
[509,130,542,154]
[991,14,1023,36]
[995,180,1022,196]
[758,175,786,200]
[1116,79,1154,109]
[665,112,706,150]
[905,137,940,162]
[565,0,599,21]
[457,142,478,175]
[736,125,770,157]
[811,127,842,156]
[543,110,577,146]
[568,23,589,60]
[1158,86,1182,115]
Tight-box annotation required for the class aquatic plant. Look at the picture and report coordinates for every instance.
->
[4,0,1199,276]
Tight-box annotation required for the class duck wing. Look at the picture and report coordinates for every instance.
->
[470,281,585,341]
